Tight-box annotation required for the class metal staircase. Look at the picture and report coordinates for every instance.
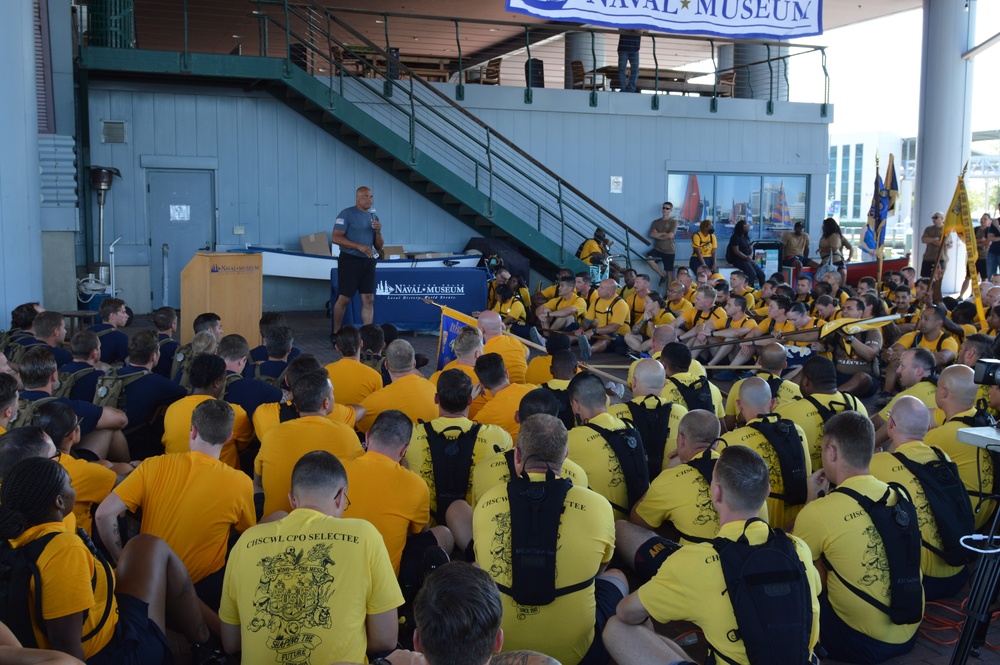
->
[76,0,648,274]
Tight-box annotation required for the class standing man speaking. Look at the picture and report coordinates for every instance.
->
[333,186,384,332]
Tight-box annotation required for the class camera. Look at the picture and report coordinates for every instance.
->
[973,359,1000,386]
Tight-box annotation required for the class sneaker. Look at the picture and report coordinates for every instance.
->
[606,381,625,400]
[579,334,592,361]
[627,351,642,362]
[529,326,544,346]
[190,636,227,665]
[421,546,450,583]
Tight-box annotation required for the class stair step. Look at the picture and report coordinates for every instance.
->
[425,184,444,194]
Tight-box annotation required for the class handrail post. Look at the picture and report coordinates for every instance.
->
[746,65,754,99]
[709,39,718,113]
[455,20,465,101]
[820,47,829,118]
[524,27,533,104]
[383,13,393,97]
[651,34,659,110]
[558,182,566,263]
[181,0,190,71]
[486,130,495,218]
[326,13,335,109]
[282,0,292,77]
[409,76,417,164]
[256,2,268,57]
[765,44,774,115]
[589,31,598,108]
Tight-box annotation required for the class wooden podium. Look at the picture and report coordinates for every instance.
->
[180,252,262,344]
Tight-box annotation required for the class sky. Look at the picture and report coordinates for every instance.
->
[789,1,1000,137]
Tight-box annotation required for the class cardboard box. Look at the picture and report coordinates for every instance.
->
[300,232,331,256]
[381,245,405,260]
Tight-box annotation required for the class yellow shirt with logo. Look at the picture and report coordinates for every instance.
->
[473,474,614,665]
[638,519,821,665]
[567,412,632,519]
[924,408,995,529]
[471,451,588,507]
[774,392,868,471]
[725,372,802,419]
[220,509,404,665]
[878,380,937,421]
[794,474,924,645]
[660,371,725,418]
[719,417,811,529]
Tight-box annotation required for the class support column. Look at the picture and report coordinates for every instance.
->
[564,31,607,89]
[0,0,43,326]
[914,0,975,292]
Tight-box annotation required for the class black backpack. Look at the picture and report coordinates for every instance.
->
[541,383,576,430]
[764,375,785,400]
[890,448,977,566]
[0,529,114,648]
[824,483,923,625]
[626,399,674,479]
[710,518,814,665]
[668,376,714,412]
[584,421,649,514]
[801,393,861,439]
[496,468,595,606]
[747,415,807,507]
[423,422,482,522]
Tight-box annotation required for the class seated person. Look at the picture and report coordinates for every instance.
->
[532,277,586,338]
[251,354,360,436]
[325,325,384,405]
[242,323,293,383]
[151,306,180,378]
[57,331,102,403]
[85,297,130,365]
[249,312,302,363]
[32,312,71,367]
[623,290,674,356]
[575,278,631,360]
[216,334,284,421]
[0,457,212,663]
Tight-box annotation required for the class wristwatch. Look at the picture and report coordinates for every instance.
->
[372,658,393,665]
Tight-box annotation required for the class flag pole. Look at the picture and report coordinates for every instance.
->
[875,154,884,293]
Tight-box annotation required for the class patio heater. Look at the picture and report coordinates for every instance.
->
[88,166,121,285]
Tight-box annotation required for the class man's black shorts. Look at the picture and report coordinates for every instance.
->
[647,249,676,272]
[338,252,378,298]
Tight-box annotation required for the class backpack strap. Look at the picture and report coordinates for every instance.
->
[584,421,649,513]
[424,422,481,522]
[278,401,299,423]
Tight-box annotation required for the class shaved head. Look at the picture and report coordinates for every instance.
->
[759,344,787,373]
[477,310,504,337]
[888,395,929,442]
[736,377,774,418]
[632,358,666,393]
[939,364,978,409]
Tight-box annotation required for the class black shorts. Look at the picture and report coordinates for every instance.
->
[89,594,171,665]
[647,249,676,272]
[578,576,628,665]
[194,566,225,611]
[338,252,377,298]
[835,370,877,398]
[633,535,680,582]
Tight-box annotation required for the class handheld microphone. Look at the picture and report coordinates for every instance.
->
[369,208,380,258]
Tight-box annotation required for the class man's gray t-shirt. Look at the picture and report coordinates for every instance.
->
[334,206,375,258]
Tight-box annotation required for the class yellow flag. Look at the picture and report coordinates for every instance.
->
[941,175,985,324]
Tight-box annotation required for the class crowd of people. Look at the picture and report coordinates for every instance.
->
[2,203,1000,665]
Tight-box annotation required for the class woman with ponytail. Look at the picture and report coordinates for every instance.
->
[0,457,211,663]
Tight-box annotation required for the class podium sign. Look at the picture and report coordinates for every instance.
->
[180,252,262,344]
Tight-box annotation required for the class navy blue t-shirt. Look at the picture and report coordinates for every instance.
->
[243,360,288,382]
[117,365,188,429]
[21,389,102,436]
[223,371,283,419]
[58,361,103,402]
[47,344,73,367]
[249,345,302,364]
[87,324,130,364]
[154,334,180,378]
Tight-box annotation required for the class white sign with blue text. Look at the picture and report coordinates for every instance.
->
[506,0,822,40]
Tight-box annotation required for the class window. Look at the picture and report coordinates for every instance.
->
[840,144,850,218]
[828,146,837,201]
[852,143,864,219]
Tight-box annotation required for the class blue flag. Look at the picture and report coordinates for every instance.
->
[863,170,888,254]
[436,306,479,370]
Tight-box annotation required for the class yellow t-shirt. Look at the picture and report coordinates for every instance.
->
[524,356,555,385]
[471,450,588,506]
[220,509,404,665]
[162,394,253,469]
[492,298,527,325]
[638,519,821,665]
[578,238,605,265]
[483,335,529,385]
[878,380,937,421]
[732,287,757,312]
[666,298,694,318]
[405,417,513,519]
[544,295,587,321]
[342,451,430,575]
[869,442,967,581]
[473,474,614,665]
[56,453,116,536]
[428,362,489,420]
[255,415,365,517]
[924,408,995,529]
[252,401,357,438]
[691,231,717,258]
[680,306,725,331]
[661,372,725,418]
[627,356,705,386]
[114,451,255,583]
[475,383,538,442]
[567,412,632,518]
[774,392,868,471]
[725,372,802,418]
[794,474,924,644]
[718,417,811,529]
[895,331,959,356]
[608,396,687,473]
[12,523,117,657]
[357,374,439,433]
[325,357,384,405]
[586,296,631,336]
